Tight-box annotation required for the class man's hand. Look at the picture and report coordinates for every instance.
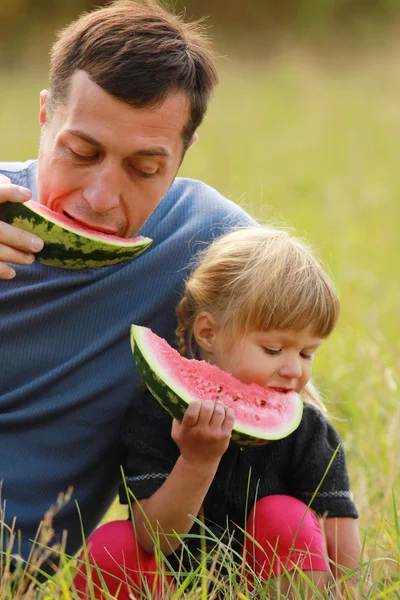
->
[0,174,44,279]
[172,400,235,466]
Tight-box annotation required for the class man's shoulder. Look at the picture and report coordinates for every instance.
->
[167,177,256,223]
[0,159,38,189]
[0,159,37,175]
[170,176,236,204]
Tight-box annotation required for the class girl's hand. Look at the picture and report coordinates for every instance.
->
[172,400,235,466]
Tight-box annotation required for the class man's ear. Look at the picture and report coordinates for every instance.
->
[193,311,219,354]
[39,90,49,128]
[187,132,198,150]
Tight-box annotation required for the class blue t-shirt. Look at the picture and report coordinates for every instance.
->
[0,160,255,560]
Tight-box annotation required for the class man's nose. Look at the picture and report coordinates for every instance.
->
[83,163,122,213]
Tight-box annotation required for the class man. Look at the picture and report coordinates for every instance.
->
[0,0,254,563]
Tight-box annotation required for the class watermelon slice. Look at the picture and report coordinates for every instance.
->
[131,325,304,445]
[0,200,152,269]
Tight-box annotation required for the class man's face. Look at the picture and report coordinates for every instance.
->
[38,70,191,238]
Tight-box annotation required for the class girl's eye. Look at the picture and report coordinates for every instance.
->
[300,352,313,360]
[263,347,281,356]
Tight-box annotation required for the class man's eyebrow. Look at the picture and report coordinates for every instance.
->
[66,129,102,147]
[135,148,171,159]
[65,130,171,158]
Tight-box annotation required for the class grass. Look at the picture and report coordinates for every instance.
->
[0,44,399,596]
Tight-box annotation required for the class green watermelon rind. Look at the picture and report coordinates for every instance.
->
[131,325,304,445]
[0,201,152,269]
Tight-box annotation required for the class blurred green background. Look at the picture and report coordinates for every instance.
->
[1,0,399,573]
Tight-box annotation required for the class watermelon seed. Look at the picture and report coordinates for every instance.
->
[215,386,223,392]
[260,399,267,406]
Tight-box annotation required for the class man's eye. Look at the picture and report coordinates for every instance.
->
[69,149,98,161]
[263,347,281,356]
[136,169,158,179]
[126,163,158,178]
[139,171,157,179]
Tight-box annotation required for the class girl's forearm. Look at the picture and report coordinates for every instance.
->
[325,517,367,597]
[132,456,220,555]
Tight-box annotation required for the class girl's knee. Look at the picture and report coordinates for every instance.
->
[74,521,161,600]
[245,495,328,577]
[247,495,320,538]
[80,520,139,570]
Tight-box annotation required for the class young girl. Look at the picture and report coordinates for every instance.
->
[75,227,362,599]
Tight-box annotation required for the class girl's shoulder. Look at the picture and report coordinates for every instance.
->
[299,402,329,429]
[293,402,343,449]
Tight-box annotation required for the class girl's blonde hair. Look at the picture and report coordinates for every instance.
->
[176,226,340,412]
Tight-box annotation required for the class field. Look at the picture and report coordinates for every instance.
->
[0,45,399,597]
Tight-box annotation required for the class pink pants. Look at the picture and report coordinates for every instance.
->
[74,495,328,599]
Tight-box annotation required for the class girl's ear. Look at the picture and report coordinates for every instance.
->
[193,311,219,354]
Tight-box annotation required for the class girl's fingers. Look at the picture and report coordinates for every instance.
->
[208,401,226,429]
[222,407,235,435]
[197,400,218,426]
[182,401,202,427]
[183,401,235,434]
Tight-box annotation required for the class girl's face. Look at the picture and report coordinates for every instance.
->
[196,317,323,394]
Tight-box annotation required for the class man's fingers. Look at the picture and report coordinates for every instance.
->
[0,243,36,266]
[0,182,43,275]
[0,183,32,203]
[0,239,36,279]
[0,221,44,254]
[0,221,41,279]
[0,262,16,279]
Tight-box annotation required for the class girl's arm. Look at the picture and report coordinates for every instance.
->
[131,399,235,555]
[324,516,364,595]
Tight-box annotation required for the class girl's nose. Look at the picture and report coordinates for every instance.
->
[278,357,302,379]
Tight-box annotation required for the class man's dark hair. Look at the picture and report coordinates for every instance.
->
[49,0,218,149]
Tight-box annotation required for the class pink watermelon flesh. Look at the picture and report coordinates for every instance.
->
[28,200,146,245]
[139,326,302,438]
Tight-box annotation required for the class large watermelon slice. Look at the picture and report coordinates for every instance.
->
[0,200,152,269]
[131,325,303,445]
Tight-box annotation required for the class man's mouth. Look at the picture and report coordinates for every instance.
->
[64,212,118,235]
